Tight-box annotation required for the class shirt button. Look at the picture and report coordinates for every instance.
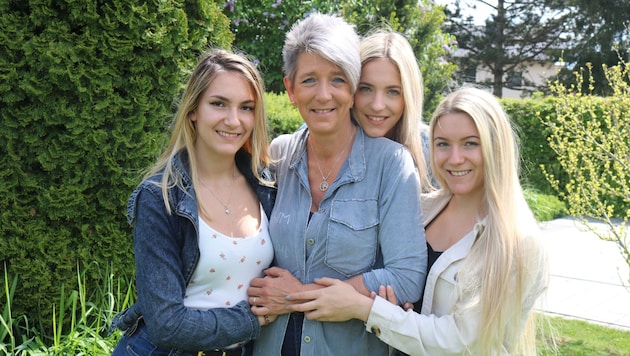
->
[303,336,311,343]
[371,326,381,337]
[307,239,315,245]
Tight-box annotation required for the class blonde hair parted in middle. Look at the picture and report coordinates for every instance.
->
[360,30,432,190]
[146,49,272,215]
[429,87,548,354]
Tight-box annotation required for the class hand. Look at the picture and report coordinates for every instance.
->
[247,267,307,316]
[256,313,278,327]
[285,277,373,322]
[377,285,397,305]
[373,284,414,311]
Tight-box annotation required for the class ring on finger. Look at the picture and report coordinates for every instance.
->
[253,297,258,305]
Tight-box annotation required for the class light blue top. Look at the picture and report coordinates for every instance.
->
[253,126,427,356]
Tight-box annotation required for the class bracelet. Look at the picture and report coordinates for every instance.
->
[263,315,270,326]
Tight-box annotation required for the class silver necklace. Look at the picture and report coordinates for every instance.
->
[200,166,236,215]
[309,139,349,192]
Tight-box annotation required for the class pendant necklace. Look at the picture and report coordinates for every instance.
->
[309,138,349,192]
[200,166,236,215]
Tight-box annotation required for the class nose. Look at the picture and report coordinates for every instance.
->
[448,146,465,164]
[224,106,239,126]
[315,82,332,101]
[370,92,386,111]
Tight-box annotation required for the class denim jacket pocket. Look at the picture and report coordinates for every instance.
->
[325,199,379,277]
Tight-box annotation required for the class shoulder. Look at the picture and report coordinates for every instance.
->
[421,190,451,221]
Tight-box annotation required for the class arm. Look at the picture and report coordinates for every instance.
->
[361,147,427,303]
[132,185,260,350]
[285,277,397,322]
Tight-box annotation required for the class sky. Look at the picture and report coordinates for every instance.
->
[435,0,497,25]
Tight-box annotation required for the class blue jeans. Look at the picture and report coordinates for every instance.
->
[112,322,171,355]
[112,321,253,356]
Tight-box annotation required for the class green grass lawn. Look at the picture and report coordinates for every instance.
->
[538,315,630,355]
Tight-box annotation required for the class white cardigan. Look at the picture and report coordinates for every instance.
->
[365,190,547,355]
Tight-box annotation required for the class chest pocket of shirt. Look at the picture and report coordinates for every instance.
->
[325,199,379,277]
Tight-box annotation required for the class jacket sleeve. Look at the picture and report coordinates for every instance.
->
[365,296,480,355]
[131,184,260,351]
[361,146,427,304]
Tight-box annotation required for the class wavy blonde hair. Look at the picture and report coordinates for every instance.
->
[429,87,548,354]
[359,30,432,191]
[146,49,272,214]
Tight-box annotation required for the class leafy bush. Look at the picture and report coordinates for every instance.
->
[265,92,303,138]
[0,0,232,338]
[501,96,564,196]
[524,189,567,222]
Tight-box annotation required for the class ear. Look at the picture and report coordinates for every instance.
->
[283,76,295,104]
[188,111,196,122]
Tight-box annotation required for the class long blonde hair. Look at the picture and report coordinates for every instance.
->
[146,49,272,214]
[430,87,548,354]
[360,30,432,191]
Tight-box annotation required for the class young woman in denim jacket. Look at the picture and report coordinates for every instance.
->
[110,49,277,356]
[246,13,427,356]
[286,88,549,355]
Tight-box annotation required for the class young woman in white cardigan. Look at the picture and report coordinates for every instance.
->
[285,87,549,355]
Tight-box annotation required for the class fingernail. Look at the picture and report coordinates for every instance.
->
[285,295,291,300]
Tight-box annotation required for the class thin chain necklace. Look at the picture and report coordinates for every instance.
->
[309,135,351,192]
[200,166,236,215]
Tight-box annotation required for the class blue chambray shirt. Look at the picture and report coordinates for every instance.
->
[253,126,427,356]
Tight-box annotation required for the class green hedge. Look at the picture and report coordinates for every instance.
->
[265,92,303,138]
[501,95,563,195]
[0,0,232,334]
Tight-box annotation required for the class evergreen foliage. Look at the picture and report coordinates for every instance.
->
[0,0,232,334]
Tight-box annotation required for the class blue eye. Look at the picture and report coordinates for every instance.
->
[332,76,347,84]
[210,100,225,107]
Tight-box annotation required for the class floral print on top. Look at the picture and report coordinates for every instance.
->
[184,204,273,310]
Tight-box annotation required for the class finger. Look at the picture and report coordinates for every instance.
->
[312,277,338,287]
[386,285,397,304]
[377,285,387,299]
[285,301,317,312]
[263,266,285,277]
[403,302,414,311]
[250,305,270,316]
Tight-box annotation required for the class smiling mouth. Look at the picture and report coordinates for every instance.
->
[450,170,471,176]
[312,109,334,113]
[217,131,239,137]
[366,115,387,122]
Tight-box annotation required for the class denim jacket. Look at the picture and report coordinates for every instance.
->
[253,127,427,356]
[110,149,275,353]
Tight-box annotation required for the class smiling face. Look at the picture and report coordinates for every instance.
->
[190,71,256,158]
[284,52,354,134]
[353,58,405,139]
[433,112,485,198]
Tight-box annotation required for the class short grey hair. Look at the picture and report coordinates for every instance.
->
[282,12,361,92]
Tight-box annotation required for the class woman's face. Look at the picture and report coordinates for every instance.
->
[432,112,484,198]
[190,71,255,158]
[284,52,353,134]
[353,58,405,139]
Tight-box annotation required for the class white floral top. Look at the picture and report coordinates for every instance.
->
[184,205,273,309]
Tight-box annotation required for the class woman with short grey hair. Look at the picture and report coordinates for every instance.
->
[247,13,428,356]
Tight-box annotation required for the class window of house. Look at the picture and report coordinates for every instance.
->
[506,70,523,87]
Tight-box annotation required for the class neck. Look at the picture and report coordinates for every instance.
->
[449,190,486,218]
[195,150,236,180]
[309,122,356,158]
